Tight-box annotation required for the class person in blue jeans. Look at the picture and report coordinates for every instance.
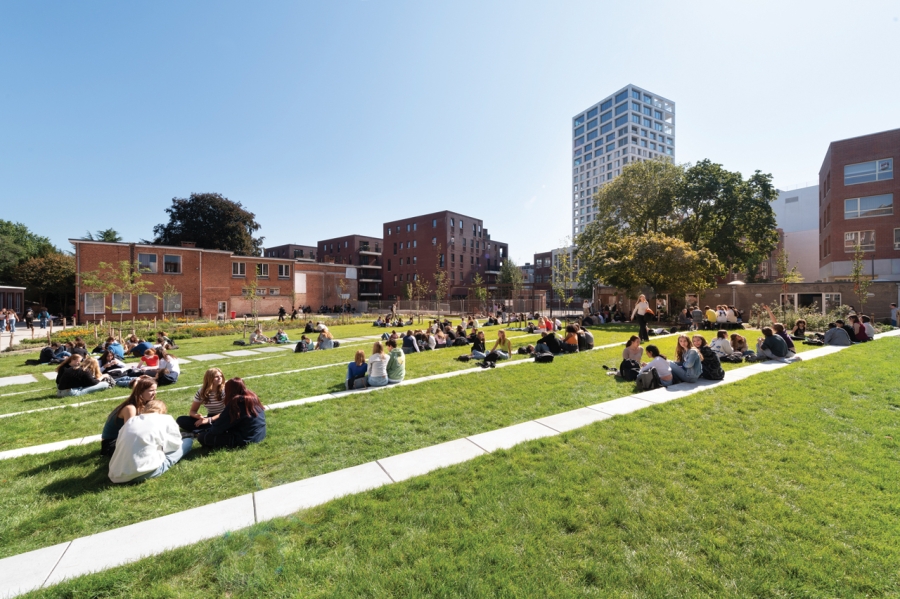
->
[669,334,701,384]
[108,399,192,483]
[197,378,266,449]
[55,354,110,397]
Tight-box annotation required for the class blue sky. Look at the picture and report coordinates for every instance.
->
[1,0,898,264]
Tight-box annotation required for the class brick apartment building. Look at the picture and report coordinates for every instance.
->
[264,243,317,262]
[820,128,899,281]
[71,240,356,321]
[317,234,384,301]
[533,251,552,290]
[382,211,509,300]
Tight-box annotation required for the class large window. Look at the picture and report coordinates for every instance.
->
[84,293,105,314]
[844,158,893,185]
[137,253,157,274]
[163,255,181,274]
[232,262,245,277]
[844,193,893,219]
[844,230,875,252]
[615,103,628,115]
[257,263,269,278]
[111,293,131,313]
[163,293,183,313]
[138,294,158,314]
[277,264,290,278]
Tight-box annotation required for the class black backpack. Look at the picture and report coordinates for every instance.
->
[294,341,309,353]
[534,352,554,363]
[635,367,662,391]
[619,359,641,381]
[233,340,247,346]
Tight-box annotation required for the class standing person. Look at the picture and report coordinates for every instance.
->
[39,308,49,329]
[24,308,34,332]
[100,376,156,456]
[0,309,6,332]
[366,341,390,387]
[7,310,16,334]
[385,338,406,384]
[277,305,286,322]
[176,368,226,432]
[108,399,192,484]
[197,378,267,450]
[631,294,650,342]
[891,303,898,328]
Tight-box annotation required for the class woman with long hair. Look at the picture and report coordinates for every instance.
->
[100,376,156,456]
[631,294,651,342]
[108,399,192,484]
[366,341,390,387]
[669,334,701,384]
[347,350,368,389]
[693,334,724,380]
[177,367,226,431]
[470,330,488,360]
[622,335,643,363]
[56,353,110,398]
[154,347,181,386]
[197,378,266,449]
[561,324,580,354]
[489,329,513,360]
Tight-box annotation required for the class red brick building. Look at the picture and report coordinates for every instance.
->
[819,128,899,281]
[382,211,509,300]
[317,234,383,301]
[532,251,553,290]
[71,240,356,321]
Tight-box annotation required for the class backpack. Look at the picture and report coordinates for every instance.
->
[349,375,367,390]
[619,359,641,382]
[534,352,554,363]
[233,340,246,346]
[294,341,309,353]
[635,367,662,391]
[803,339,824,346]
[721,353,743,363]
[453,337,469,347]
[457,354,471,362]
[484,351,501,363]
[333,341,341,348]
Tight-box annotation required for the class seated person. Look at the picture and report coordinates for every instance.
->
[691,307,704,329]
[488,330,512,360]
[622,335,644,363]
[693,335,725,380]
[154,348,181,386]
[366,342,390,387]
[424,332,436,350]
[823,322,852,346]
[71,340,89,358]
[156,331,176,349]
[374,316,384,327]
[434,330,447,349]
[108,399,192,484]
[177,367,226,431]
[39,341,67,364]
[197,378,266,449]
[316,330,335,350]
[273,329,291,344]
[561,324,579,353]
[470,331,487,359]
[401,330,420,354]
[709,330,734,358]
[756,326,797,362]
[101,376,156,456]
[538,330,563,355]
[726,306,738,324]
[862,315,876,339]
[249,328,271,344]
[304,320,314,333]
[577,327,594,351]
[715,306,728,325]
[772,323,797,358]
[129,338,154,358]
[638,344,673,386]
[295,335,311,352]
[836,319,856,341]
[315,322,327,332]
[704,306,717,329]
[105,336,125,359]
[346,350,368,390]
[124,334,140,354]
[99,349,127,377]
[56,354,110,397]
[790,319,808,339]
[729,333,753,355]
[677,309,692,328]
[386,339,406,384]
[670,335,701,384]
[140,348,159,371]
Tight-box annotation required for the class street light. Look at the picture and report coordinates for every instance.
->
[727,280,746,307]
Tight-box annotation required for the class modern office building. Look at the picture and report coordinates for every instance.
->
[572,84,676,239]
[769,185,819,282]
[263,244,317,262]
[819,128,898,282]
[382,211,509,301]
[316,235,384,300]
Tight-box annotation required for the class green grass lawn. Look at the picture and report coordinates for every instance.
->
[18,338,900,598]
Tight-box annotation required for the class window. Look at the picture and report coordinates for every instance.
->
[232,262,246,277]
[845,158,893,185]
[587,118,597,130]
[163,293,182,313]
[269,288,280,296]
[451,253,455,262]
[111,293,131,313]
[255,288,267,296]
[257,263,269,277]
[387,228,391,235]
[632,89,641,99]
[470,256,474,264]
[138,294,157,313]
[615,103,628,115]
[278,264,290,278]
[413,240,417,248]
[459,219,463,230]
[844,194,893,219]
[600,111,611,123]
[587,130,598,141]
[137,253,157,273]
[84,292,105,314]
[615,116,627,127]
[614,90,628,103]
[895,229,900,250]
[163,255,181,274]
[413,256,417,265]
[450,218,455,227]
[574,125,584,136]
[439,254,445,267]
[631,102,640,111]
[387,259,391,271]
[432,219,437,227]
[432,237,437,246]
[587,107,598,118]
[399,258,404,266]
[574,114,585,126]
[844,230,875,252]
[407,224,411,232]
[601,99,612,110]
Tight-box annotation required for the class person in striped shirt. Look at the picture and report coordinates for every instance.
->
[176,368,226,432]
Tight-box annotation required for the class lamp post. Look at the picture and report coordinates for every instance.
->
[727,280,746,308]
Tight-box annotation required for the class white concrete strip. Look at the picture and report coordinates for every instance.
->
[43,494,256,588]
[42,372,57,381]
[591,395,656,417]
[0,542,70,599]
[0,435,100,461]
[187,353,227,361]
[467,421,559,452]
[254,462,391,521]
[176,358,192,364]
[221,350,260,357]
[251,346,291,353]
[0,386,195,421]
[0,375,37,387]
[534,407,614,433]
[378,438,486,482]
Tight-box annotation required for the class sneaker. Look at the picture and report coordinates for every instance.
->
[489,362,496,368]
[602,365,611,370]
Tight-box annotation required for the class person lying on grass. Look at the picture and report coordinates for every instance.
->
[109,399,192,484]
[197,378,267,450]
[670,334,701,384]
[177,368,226,432]
[347,350,368,390]
[638,344,673,386]
[366,341,390,387]
[101,376,156,456]
[386,338,406,384]
[56,354,110,398]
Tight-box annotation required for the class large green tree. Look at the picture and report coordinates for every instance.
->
[498,258,524,300]
[0,220,56,282]
[152,193,264,256]
[11,254,76,310]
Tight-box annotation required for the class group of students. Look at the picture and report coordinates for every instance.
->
[101,369,267,483]
[345,340,406,388]
[621,333,726,386]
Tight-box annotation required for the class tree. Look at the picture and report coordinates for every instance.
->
[432,247,450,319]
[0,220,55,282]
[80,261,156,323]
[161,280,180,320]
[470,273,487,312]
[850,243,873,315]
[774,248,803,297]
[498,258,524,301]
[11,254,76,310]
[243,276,261,326]
[550,247,576,316]
[83,228,122,242]
[152,193,264,256]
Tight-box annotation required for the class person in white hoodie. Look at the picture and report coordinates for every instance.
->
[108,400,193,484]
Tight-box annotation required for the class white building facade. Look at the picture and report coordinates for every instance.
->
[572,84,676,239]
[772,184,820,282]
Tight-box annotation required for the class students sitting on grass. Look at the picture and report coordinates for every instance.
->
[108,399,192,484]
[862,315,876,339]
[466,330,487,359]
[366,341,390,387]
[106,336,125,359]
[577,325,594,351]
[294,335,311,352]
[622,335,644,363]
[56,354,110,397]
[129,337,154,358]
[670,334,701,384]
[824,322,852,346]
[177,368,226,432]
[488,329,512,360]
[639,345,673,386]
[424,331,436,350]
[197,378,267,449]
[561,324,580,354]
[249,328,271,344]
[836,319,856,341]
[709,330,734,358]
[772,323,797,358]
[346,350,369,390]
[756,326,801,362]
[316,330,335,350]
[154,348,181,386]
[156,331,177,350]
[693,335,725,380]
[848,315,869,342]
[39,341,67,364]
[402,330,420,354]
[434,330,447,349]
[386,339,406,384]
[101,376,156,456]
[791,319,807,339]
[273,329,291,344]
[537,329,563,355]
[140,348,159,371]
[730,333,753,356]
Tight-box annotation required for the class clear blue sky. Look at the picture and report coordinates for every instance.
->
[1,1,898,264]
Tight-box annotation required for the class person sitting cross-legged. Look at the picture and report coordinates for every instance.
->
[386,338,406,384]
[638,344,673,386]
[823,321,852,346]
[108,399,193,484]
[756,326,801,363]
[346,350,368,390]
[197,378,266,450]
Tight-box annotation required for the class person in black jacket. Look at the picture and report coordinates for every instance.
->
[539,330,563,355]
[197,378,266,449]
[693,335,725,380]
[55,354,111,397]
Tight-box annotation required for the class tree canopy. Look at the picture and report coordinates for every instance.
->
[152,193,264,256]
[0,220,70,311]
[498,258,524,299]
[83,228,122,242]
[576,158,778,297]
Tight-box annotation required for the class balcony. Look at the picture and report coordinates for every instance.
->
[359,244,382,256]
[358,263,382,269]
[359,278,382,283]
[485,269,501,275]
[360,292,382,297]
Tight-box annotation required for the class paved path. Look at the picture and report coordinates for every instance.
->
[3,332,894,597]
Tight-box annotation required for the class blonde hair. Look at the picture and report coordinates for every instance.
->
[372,341,384,355]
[82,355,102,379]
[199,368,224,401]
[143,399,168,414]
